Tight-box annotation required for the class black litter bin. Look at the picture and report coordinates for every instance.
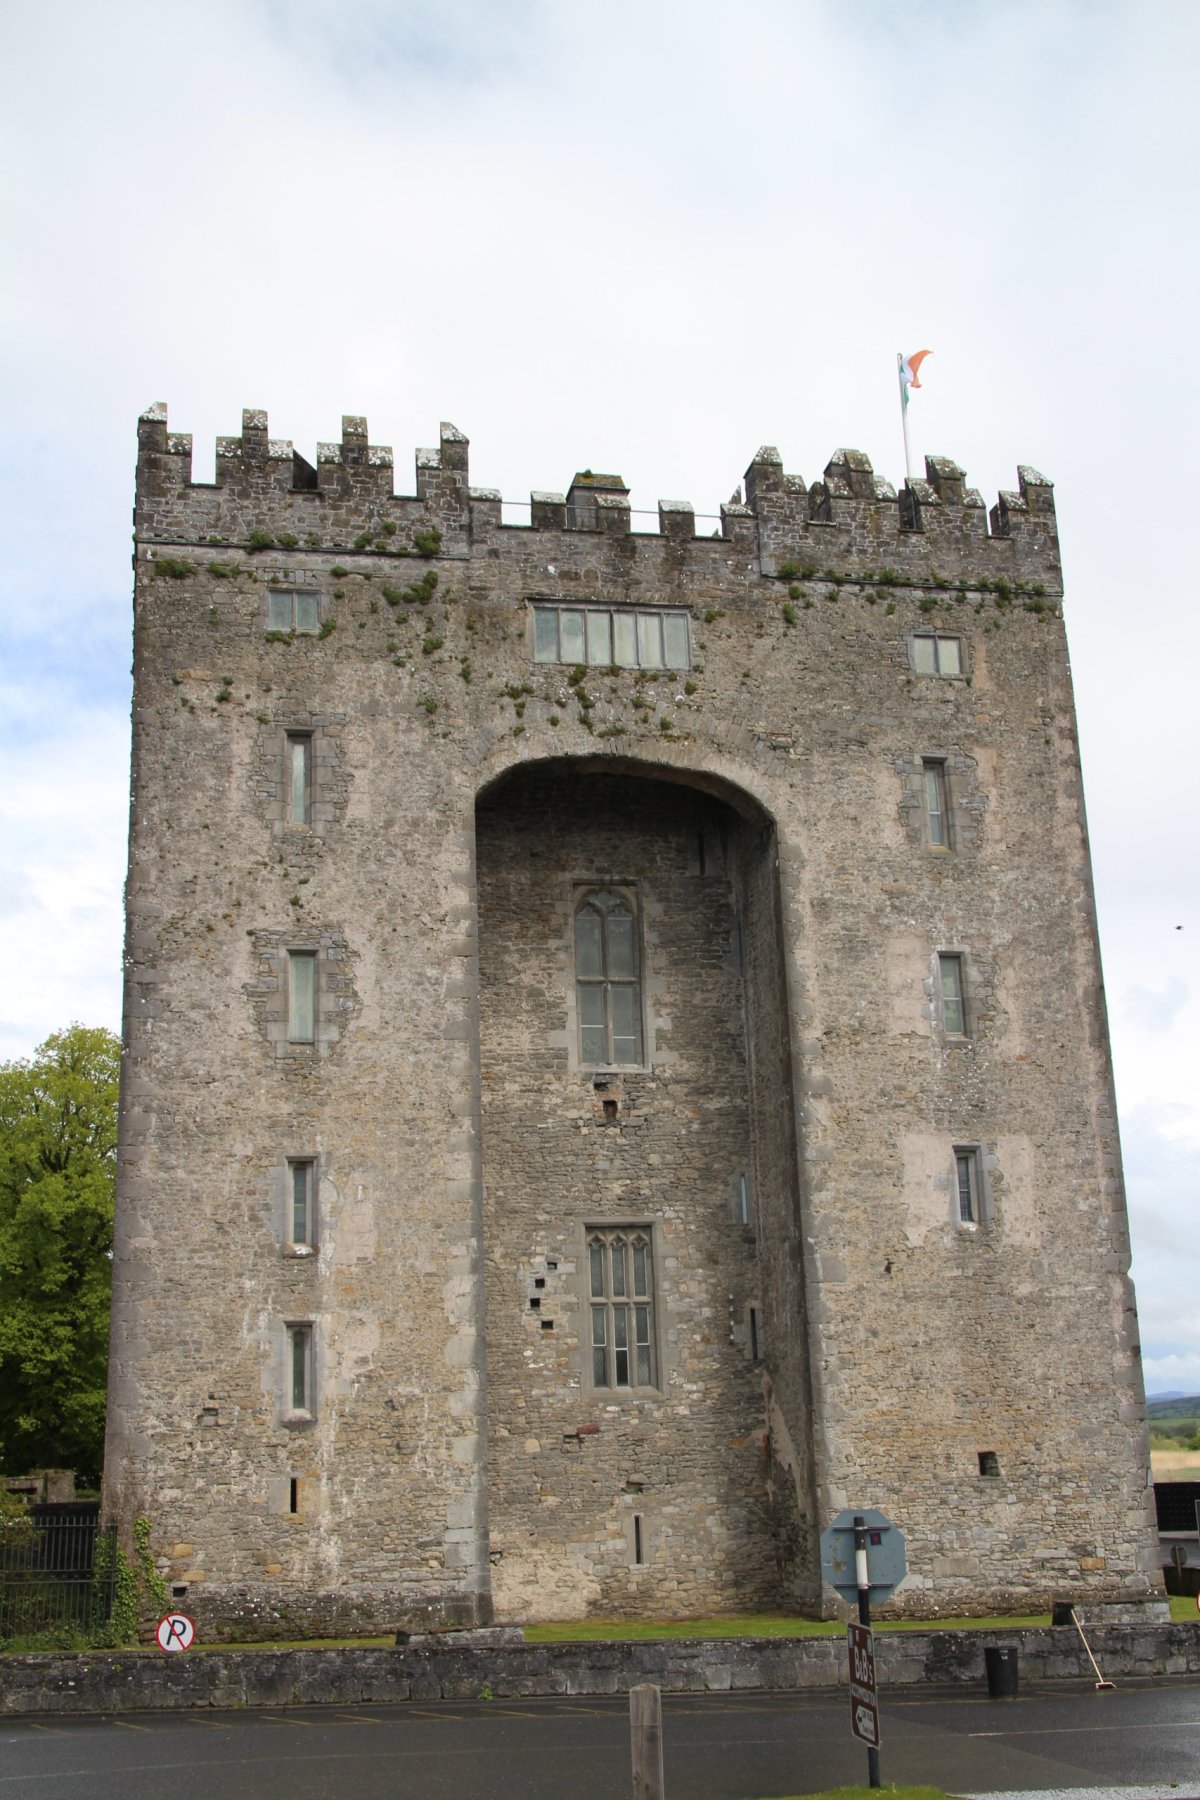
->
[984,1644,1019,1698]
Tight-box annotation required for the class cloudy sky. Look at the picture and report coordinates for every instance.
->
[2,0,1196,1393]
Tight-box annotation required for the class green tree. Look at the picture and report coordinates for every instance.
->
[0,1026,120,1485]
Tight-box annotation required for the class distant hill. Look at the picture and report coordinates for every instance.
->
[1148,1393,1200,1421]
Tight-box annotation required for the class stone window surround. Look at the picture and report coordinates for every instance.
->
[249,929,354,1061]
[283,1155,318,1256]
[258,713,346,839]
[908,631,966,678]
[950,1142,992,1231]
[897,750,985,857]
[282,1318,316,1426]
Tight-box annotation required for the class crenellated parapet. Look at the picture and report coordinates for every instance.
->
[136,405,1061,592]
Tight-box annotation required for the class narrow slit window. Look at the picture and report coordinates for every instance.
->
[286,734,312,825]
[923,760,949,848]
[939,953,966,1035]
[575,888,643,1066]
[588,1227,656,1390]
[289,1159,315,1248]
[287,951,316,1043]
[286,1323,314,1413]
[633,1514,645,1566]
[955,1148,980,1225]
[289,1477,300,1513]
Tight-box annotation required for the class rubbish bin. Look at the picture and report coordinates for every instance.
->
[984,1644,1019,1698]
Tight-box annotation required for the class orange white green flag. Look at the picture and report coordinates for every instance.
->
[897,349,932,481]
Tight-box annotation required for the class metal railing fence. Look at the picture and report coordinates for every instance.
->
[0,1505,115,1638]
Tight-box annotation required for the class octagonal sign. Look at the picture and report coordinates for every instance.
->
[820,1507,906,1605]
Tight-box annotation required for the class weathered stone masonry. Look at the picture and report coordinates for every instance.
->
[105,403,1162,1637]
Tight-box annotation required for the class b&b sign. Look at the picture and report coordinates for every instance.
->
[847,1622,879,1747]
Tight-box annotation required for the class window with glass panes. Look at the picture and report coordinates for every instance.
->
[954,1149,980,1225]
[922,759,949,847]
[286,1321,314,1412]
[288,1159,315,1249]
[938,953,966,1034]
[287,951,317,1043]
[911,633,963,676]
[268,589,321,633]
[532,604,690,670]
[574,889,642,1066]
[286,734,312,825]
[588,1228,655,1389]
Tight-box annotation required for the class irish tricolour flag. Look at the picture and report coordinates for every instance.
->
[898,349,932,410]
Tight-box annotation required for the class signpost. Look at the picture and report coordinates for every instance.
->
[847,1620,879,1748]
[819,1508,906,1791]
[155,1611,196,1653]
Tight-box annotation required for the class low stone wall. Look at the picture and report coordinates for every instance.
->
[3,1624,1200,1716]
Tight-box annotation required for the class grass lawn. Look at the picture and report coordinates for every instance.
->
[760,1790,949,1800]
[528,1597,1199,1640]
[5,1597,1192,1653]
[526,1612,1051,1641]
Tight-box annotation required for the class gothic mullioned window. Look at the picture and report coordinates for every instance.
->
[588,1228,656,1389]
[574,888,643,1066]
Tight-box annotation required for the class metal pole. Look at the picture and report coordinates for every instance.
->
[854,1514,881,1790]
[897,355,914,485]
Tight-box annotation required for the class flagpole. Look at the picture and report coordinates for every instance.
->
[897,353,914,485]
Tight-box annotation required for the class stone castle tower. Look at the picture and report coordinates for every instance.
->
[106,403,1162,1636]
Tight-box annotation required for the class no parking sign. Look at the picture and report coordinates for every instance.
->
[155,1611,196,1653]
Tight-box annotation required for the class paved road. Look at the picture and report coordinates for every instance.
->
[2,1681,1199,1798]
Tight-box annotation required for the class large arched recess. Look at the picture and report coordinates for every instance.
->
[472,754,819,1623]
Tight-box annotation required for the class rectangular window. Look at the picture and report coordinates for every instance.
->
[532,604,690,671]
[286,734,312,825]
[911,634,963,677]
[287,952,316,1043]
[923,759,949,847]
[588,1227,656,1389]
[955,1149,980,1225]
[269,590,321,633]
[575,888,643,1066]
[286,1322,314,1412]
[289,1159,316,1248]
[939,953,966,1035]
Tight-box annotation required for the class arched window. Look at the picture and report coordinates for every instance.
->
[588,1227,655,1389]
[574,888,642,1066]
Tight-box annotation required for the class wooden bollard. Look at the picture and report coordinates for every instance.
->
[630,1682,665,1799]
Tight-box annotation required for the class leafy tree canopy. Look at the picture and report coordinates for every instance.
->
[0,1025,120,1486]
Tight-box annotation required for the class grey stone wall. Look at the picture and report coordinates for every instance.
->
[105,404,1159,1637]
[3,1621,1197,1715]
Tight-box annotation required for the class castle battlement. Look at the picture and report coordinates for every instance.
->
[136,405,1061,593]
